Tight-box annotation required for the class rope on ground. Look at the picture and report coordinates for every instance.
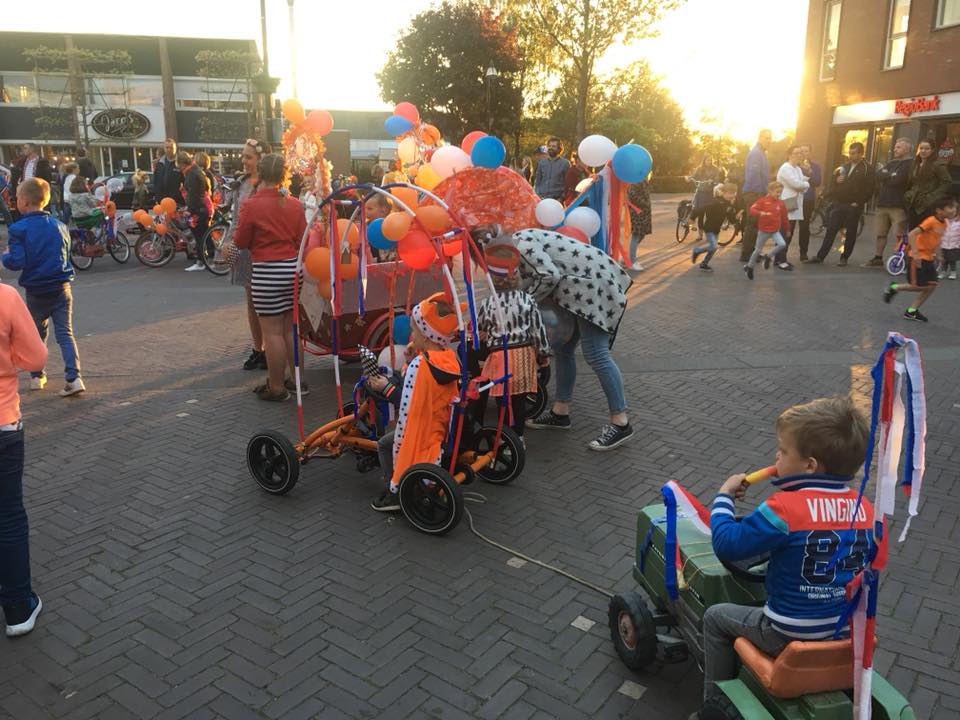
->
[462,492,614,599]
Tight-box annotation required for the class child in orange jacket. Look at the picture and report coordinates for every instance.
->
[745,181,790,280]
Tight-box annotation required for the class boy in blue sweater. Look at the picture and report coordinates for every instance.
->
[2,179,85,396]
[695,395,873,712]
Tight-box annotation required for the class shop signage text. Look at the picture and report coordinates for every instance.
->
[90,109,151,139]
[894,95,941,117]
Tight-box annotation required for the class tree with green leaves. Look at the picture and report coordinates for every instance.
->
[195,50,262,142]
[502,0,684,141]
[377,1,523,149]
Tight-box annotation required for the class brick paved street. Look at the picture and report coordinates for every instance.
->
[1,199,958,719]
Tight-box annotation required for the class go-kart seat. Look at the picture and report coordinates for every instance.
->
[734,637,854,699]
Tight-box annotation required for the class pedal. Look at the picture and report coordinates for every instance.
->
[655,633,689,664]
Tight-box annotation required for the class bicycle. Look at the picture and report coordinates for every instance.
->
[676,178,739,246]
[807,195,866,238]
[134,209,201,268]
[69,210,131,271]
[886,234,943,277]
[196,200,234,277]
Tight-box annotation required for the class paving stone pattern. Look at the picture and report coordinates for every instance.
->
[1,202,958,719]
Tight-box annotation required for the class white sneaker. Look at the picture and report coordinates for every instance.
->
[937,270,946,280]
[29,375,46,391]
[630,261,645,272]
[60,378,86,397]
[185,262,205,272]
[949,271,957,280]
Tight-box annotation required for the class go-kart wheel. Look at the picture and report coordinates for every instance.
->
[454,463,476,486]
[247,430,300,495]
[398,463,463,535]
[608,592,658,670]
[474,425,525,485]
[698,691,744,720]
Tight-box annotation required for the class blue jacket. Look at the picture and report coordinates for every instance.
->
[2,211,75,292]
[711,473,875,640]
[743,143,769,195]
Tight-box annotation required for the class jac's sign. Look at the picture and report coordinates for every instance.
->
[894,95,941,117]
[90,109,151,139]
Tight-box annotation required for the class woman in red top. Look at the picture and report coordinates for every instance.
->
[235,154,307,401]
[744,181,789,280]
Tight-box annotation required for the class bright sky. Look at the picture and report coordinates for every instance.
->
[7,0,808,142]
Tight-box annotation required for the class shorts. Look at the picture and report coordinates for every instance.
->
[250,258,300,315]
[874,205,907,238]
[907,259,938,287]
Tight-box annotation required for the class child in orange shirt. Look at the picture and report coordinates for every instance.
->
[883,195,957,322]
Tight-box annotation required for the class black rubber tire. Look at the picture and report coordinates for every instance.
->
[474,425,525,485]
[699,691,745,720]
[675,217,690,243]
[108,231,131,263]
[247,430,300,495]
[809,207,826,236]
[398,463,463,535]
[608,592,658,670]
[200,223,230,276]
[716,218,740,247]
[523,382,549,420]
[135,232,176,267]
[70,232,94,271]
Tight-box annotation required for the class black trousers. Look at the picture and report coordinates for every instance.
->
[469,391,528,437]
[816,203,862,261]
[738,192,762,262]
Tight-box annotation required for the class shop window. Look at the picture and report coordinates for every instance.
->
[935,0,960,28]
[884,0,910,69]
[820,0,843,81]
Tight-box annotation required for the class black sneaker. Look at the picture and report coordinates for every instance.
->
[904,309,928,322]
[744,265,754,280]
[283,378,310,395]
[698,263,713,272]
[526,410,571,430]
[371,490,401,512]
[762,255,772,270]
[806,257,823,264]
[4,594,42,637]
[243,349,265,370]
[691,249,703,265]
[883,285,898,304]
[588,423,634,452]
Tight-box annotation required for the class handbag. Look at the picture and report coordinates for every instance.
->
[218,232,240,268]
[783,194,799,213]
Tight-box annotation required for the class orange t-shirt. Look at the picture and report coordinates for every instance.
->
[911,216,946,261]
[0,283,49,425]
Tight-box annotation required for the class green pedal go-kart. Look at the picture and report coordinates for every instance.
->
[607,503,916,719]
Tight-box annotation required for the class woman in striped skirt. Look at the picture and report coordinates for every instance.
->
[234,154,307,401]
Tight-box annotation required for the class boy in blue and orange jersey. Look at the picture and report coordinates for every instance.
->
[696,395,874,711]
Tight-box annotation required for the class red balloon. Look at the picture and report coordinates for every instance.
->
[398,229,436,270]
[442,240,461,257]
[461,130,487,155]
[556,225,589,243]
[394,102,420,125]
[304,109,334,136]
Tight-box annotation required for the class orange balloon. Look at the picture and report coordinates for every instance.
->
[390,186,418,211]
[304,109,333,136]
[420,124,441,146]
[305,247,332,281]
[340,256,359,281]
[160,197,177,216]
[282,98,306,124]
[398,229,436,270]
[317,281,332,299]
[382,213,412,242]
[416,205,453,234]
[153,222,167,235]
[415,163,441,191]
[442,240,461,257]
[461,130,487,154]
[105,201,117,218]
[336,218,360,250]
[152,203,162,215]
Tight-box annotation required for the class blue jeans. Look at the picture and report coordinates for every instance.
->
[27,284,80,382]
[629,233,646,263]
[693,232,719,264]
[0,430,32,609]
[554,315,627,415]
[747,231,786,266]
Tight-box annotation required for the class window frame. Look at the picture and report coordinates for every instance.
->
[819,0,844,82]
[883,0,911,70]
[935,0,960,28]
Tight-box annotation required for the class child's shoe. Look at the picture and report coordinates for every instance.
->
[29,375,46,391]
[59,378,86,397]
[691,249,703,265]
[937,269,946,280]
[630,261,645,272]
[371,490,401,512]
[882,284,897,303]
[743,265,754,280]
[950,270,957,280]
[699,263,713,272]
[185,262,205,272]
[4,594,42,637]
[762,255,772,270]
[904,308,928,322]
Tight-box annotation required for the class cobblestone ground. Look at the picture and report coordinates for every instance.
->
[1,199,957,719]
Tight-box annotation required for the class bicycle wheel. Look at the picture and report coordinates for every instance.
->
[886,253,905,276]
[108,231,131,263]
[675,212,691,243]
[70,232,94,271]
[200,223,230,276]
[135,232,176,268]
[809,207,826,236]
[716,218,740,247]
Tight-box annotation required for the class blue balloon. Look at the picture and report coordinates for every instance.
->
[367,217,397,251]
[611,144,653,183]
[471,136,506,169]
[391,314,411,344]
[384,114,414,137]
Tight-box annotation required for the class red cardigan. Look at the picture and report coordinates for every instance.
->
[748,194,789,233]
[234,187,307,262]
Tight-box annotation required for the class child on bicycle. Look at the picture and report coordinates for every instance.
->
[883,195,957,322]
[1,178,85,396]
[693,395,874,716]
[744,181,789,280]
[365,292,465,513]
[691,182,738,272]
[67,177,100,225]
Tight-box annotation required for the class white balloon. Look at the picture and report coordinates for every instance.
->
[94,186,107,201]
[575,177,594,194]
[106,177,125,193]
[577,135,618,168]
[566,207,601,237]
[431,145,472,179]
[535,198,565,228]
[397,136,419,166]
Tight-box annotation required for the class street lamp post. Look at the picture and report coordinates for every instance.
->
[287,0,298,99]
[484,64,498,134]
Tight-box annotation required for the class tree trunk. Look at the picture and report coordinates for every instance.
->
[575,61,589,142]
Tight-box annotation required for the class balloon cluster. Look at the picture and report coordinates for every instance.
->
[133,197,177,236]
[281,98,335,199]
[384,102,507,191]
[534,135,653,241]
